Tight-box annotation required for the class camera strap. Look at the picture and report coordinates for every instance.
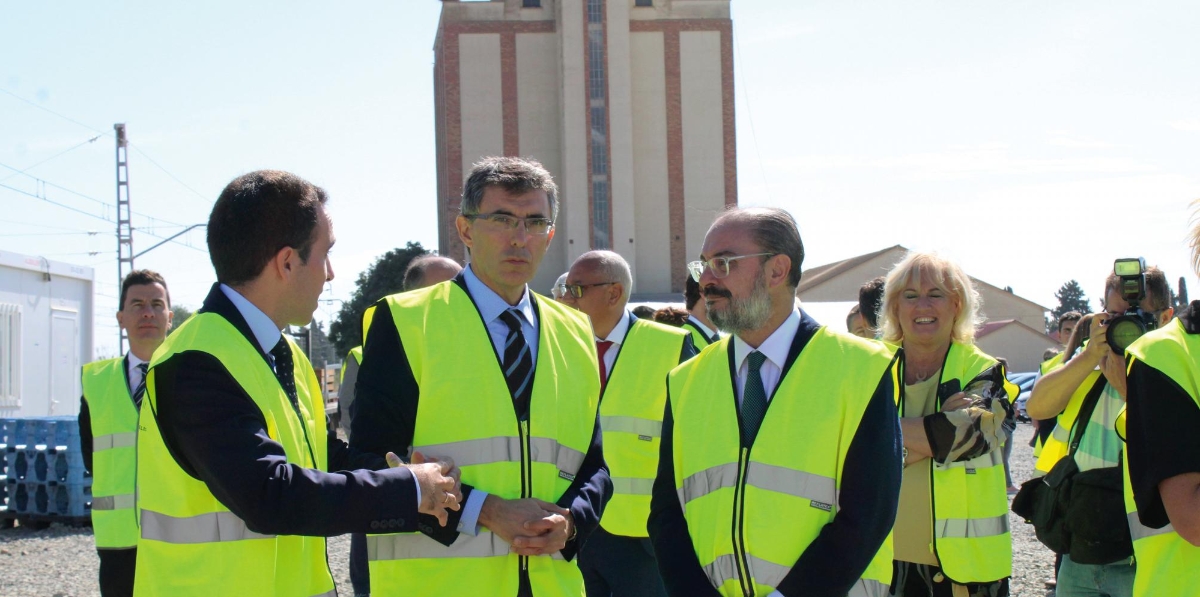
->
[1066,375,1108,458]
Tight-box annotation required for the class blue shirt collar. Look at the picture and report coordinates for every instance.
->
[219,284,283,355]
[463,265,536,327]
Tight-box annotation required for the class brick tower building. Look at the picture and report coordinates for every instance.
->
[434,0,736,297]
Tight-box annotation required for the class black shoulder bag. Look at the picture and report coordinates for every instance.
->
[1011,376,1106,555]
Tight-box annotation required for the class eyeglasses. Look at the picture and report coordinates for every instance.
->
[687,253,776,282]
[465,212,554,235]
[553,281,616,299]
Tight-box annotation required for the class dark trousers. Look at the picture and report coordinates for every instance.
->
[98,547,136,597]
[350,532,370,596]
[890,561,1009,597]
[578,526,667,597]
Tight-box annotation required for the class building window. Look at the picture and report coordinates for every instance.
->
[523,0,541,7]
[0,304,21,409]
[635,0,653,6]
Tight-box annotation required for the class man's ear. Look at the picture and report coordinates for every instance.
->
[115,308,127,332]
[1160,307,1175,327]
[609,283,625,307]
[456,215,474,251]
[272,246,297,281]
[770,254,791,288]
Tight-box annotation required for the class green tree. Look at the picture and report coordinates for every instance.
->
[169,304,194,335]
[329,242,429,356]
[1051,279,1092,328]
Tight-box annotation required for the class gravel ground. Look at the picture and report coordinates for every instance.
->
[0,422,1058,596]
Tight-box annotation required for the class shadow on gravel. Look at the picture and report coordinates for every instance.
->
[0,520,94,543]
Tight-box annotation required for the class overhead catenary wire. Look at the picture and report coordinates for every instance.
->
[0,135,103,184]
[1,89,212,208]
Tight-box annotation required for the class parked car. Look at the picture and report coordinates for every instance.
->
[1008,371,1037,422]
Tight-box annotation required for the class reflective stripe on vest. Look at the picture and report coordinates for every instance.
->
[134,312,334,597]
[669,328,898,597]
[598,319,688,537]
[367,282,599,597]
[415,436,585,473]
[93,431,137,451]
[140,509,276,544]
[92,493,135,511]
[1122,323,1200,597]
[677,462,837,511]
[599,415,662,438]
[935,515,1009,539]
[367,531,566,562]
[82,358,140,549]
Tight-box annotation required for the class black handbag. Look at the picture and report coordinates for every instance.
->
[1011,376,1106,554]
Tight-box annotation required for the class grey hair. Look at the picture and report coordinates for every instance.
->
[576,250,633,298]
[403,254,462,291]
[461,156,559,222]
[711,207,805,288]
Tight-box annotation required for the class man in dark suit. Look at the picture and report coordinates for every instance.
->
[351,156,612,597]
[558,250,696,597]
[134,170,461,596]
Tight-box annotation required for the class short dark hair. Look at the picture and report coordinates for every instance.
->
[632,305,656,319]
[1058,311,1083,328]
[120,269,170,310]
[858,276,886,329]
[684,276,702,310]
[461,157,559,222]
[653,306,690,327]
[1104,265,1170,312]
[207,170,328,286]
[713,207,804,288]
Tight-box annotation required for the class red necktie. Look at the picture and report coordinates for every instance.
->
[596,340,614,389]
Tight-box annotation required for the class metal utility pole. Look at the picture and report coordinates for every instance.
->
[115,123,134,351]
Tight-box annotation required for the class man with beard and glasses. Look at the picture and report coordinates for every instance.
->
[647,207,903,597]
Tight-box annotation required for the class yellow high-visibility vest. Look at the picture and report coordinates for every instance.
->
[1032,352,1067,457]
[81,358,139,549]
[135,313,334,597]
[366,281,600,597]
[598,319,688,538]
[1120,320,1200,597]
[341,346,362,384]
[668,328,899,597]
[682,320,714,348]
[907,342,1016,584]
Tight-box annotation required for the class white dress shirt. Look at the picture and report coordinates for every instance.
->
[730,307,801,406]
[687,315,719,343]
[463,265,539,361]
[596,311,632,382]
[126,351,148,393]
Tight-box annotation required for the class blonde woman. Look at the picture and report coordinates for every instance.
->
[881,252,1017,597]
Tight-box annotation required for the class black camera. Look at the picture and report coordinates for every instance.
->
[1105,257,1158,353]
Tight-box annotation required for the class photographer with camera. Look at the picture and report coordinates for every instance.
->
[1023,261,1173,597]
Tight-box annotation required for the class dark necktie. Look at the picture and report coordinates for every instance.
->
[131,362,149,407]
[741,351,769,446]
[596,340,615,389]
[270,337,299,407]
[499,309,534,420]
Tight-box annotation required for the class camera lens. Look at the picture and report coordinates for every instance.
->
[1106,316,1146,353]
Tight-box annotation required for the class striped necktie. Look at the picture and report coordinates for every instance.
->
[270,338,299,407]
[741,351,769,446]
[131,362,149,407]
[499,309,534,420]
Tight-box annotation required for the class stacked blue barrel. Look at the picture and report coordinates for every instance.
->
[2,416,92,522]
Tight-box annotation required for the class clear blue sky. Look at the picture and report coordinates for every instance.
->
[3,1,1198,358]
